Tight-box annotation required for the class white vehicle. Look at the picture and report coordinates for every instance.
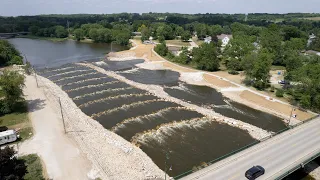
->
[0,130,18,145]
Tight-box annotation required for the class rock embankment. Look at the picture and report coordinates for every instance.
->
[36,75,166,180]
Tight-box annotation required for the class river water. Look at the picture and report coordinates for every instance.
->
[11,38,301,177]
[8,38,127,68]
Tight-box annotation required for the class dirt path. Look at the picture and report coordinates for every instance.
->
[19,75,93,180]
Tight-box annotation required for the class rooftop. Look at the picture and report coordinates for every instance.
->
[0,130,16,137]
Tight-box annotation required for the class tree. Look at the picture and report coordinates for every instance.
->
[55,26,68,38]
[0,146,27,180]
[192,43,220,71]
[0,40,23,66]
[175,26,184,36]
[89,28,99,41]
[174,47,190,64]
[0,70,25,114]
[260,25,283,65]
[181,31,191,42]
[28,26,39,35]
[243,49,274,90]
[73,28,84,41]
[156,25,174,40]
[154,42,168,56]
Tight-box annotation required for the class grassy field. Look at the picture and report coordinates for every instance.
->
[192,36,204,46]
[0,101,32,142]
[165,40,191,46]
[18,35,67,42]
[303,17,320,21]
[20,154,45,180]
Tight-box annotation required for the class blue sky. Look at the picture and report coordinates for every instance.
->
[1,0,320,16]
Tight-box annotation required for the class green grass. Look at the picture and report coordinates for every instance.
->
[303,17,320,21]
[20,154,45,180]
[165,40,190,46]
[0,100,33,142]
[18,35,67,42]
[271,65,286,71]
[0,112,28,127]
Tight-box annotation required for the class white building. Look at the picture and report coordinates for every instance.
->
[0,130,18,145]
[217,34,233,47]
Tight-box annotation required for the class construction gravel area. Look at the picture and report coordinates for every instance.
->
[80,62,271,140]
[34,75,166,180]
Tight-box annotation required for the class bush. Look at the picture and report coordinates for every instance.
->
[276,89,284,97]
[270,86,275,92]
[228,70,239,75]
[21,154,44,180]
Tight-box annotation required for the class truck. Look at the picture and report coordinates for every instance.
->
[0,130,18,145]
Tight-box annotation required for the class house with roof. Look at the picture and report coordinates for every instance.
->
[217,34,233,47]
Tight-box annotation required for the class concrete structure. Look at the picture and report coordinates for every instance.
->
[182,116,320,180]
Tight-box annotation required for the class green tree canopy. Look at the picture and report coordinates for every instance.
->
[0,70,25,114]
[73,28,84,41]
[192,43,220,71]
[0,146,27,180]
[0,40,23,66]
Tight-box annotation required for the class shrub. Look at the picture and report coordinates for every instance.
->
[276,89,284,97]
[228,70,239,75]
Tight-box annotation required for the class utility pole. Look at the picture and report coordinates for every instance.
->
[33,66,39,88]
[288,106,295,127]
[59,97,67,134]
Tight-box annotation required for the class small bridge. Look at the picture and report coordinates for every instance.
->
[0,32,29,39]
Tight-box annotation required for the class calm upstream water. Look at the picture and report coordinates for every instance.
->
[8,38,127,68]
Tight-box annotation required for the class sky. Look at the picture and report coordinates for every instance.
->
[1,0,320,16]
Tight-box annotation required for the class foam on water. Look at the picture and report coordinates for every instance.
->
[73,87,134,100]
[78,93,152,108]
[47,69,93,78]
[53,72,98,83]
[60,76,111,87]
[65,81,120,92]
[91,99,166,119]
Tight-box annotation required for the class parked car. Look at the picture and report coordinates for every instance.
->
[245,165,265,179]
[278,80,290,85]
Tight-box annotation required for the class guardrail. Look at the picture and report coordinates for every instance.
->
[275,150,320,180]
[174,115,319,179]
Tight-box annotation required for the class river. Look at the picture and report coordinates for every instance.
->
[8,38,127,68]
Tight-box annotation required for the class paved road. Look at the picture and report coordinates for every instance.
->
[182,116,320,180]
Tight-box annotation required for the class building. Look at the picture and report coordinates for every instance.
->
[204,36,212,44]
[217,34,233,47]
[204,34,232,46]
[307,33,316,47]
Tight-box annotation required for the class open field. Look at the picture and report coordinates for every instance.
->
[0,101,33,142]
[303,17,320,21]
